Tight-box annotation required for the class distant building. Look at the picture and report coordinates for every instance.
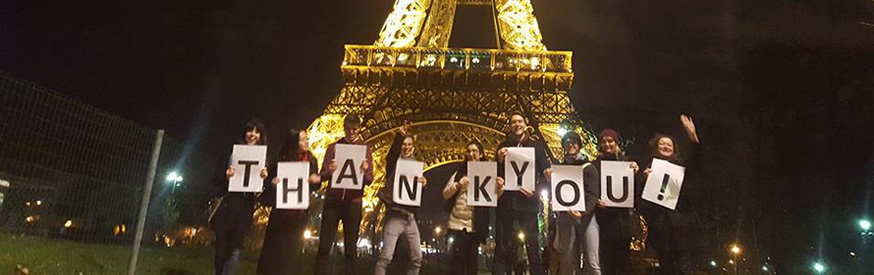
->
[0,71,221,243]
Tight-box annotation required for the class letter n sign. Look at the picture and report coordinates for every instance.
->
[551,165,585,212]
[393,159,424,206]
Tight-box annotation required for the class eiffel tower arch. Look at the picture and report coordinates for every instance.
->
[306,0,598,236]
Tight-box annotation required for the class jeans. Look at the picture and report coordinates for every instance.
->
[374,214,422,275]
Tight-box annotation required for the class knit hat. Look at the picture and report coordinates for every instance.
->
[561,132,583,148]
[599,128,620,141]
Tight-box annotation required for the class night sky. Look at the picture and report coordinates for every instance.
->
[2,0,874,271]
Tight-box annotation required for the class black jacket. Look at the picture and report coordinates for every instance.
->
[377,133,421,220]
[496,133,552,212]
[594,153,639,240]
[259,151,321,209]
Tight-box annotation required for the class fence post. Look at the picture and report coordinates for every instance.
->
[128,129,164,275]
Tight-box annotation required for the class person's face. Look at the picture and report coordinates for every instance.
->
[298,132,309,153]
[466,144,482,162]
[564,142,580,156]
[656,137,675,158]
[401,137,414,158]
[600,136,618,155]
[344,124,360,139]
[510,114,527,135]
[245,128,261,145]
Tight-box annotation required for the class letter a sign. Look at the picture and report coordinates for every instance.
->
[551,165,586,212]
[642,158,686,210]
[600,161,635,208]
[467,161,498,207]
[504,147,535,191]
[228,145,267,192]
[276,161,310,210]
[393,159,425,206]
[331,144,367,190]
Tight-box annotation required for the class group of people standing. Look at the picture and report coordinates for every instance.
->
[210,112,703,275]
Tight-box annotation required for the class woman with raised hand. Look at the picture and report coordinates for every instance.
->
[638,114,703,275]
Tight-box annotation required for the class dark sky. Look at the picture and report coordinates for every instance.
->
[2,0,874,271]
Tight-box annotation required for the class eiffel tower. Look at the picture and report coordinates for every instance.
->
[306,0,597,235]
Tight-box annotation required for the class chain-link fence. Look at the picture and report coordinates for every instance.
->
[0,71,223,274]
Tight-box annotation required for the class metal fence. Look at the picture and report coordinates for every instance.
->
[0,71,222,274]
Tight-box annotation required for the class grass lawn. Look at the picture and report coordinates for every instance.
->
[0,233,455,274]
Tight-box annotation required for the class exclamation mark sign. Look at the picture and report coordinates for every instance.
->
[657,174,670,201]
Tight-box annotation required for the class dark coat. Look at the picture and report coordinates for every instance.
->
[637,143,705,228]
[594,154,639,240]
[257,151,320,275]
[555,156,600,229]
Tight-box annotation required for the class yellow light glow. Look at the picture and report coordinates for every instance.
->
[304,229,312,239]
[64,220,73,228]
[517,232,525,240]
[731,244,741,254]
[36,200,42,206]
[25,216,34,223]
[434,226,442,234]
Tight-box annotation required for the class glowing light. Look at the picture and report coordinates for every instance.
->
[517,232,525,240]
[731,244,741,254]
[25,216,35,223]
[556,127,568,137]
[358,238,371,249]
[304,229,312,239]
[167,172,183,182]
[540,190,549,199]
[36,200,42,206]
[762,266,769,271]
[434,226,442,234]
[710,260,717,267]
[729,260,735,264]
[859,219,871,231]
[812,262,826,273]
[25,202,31,207]
[63,220,73,228]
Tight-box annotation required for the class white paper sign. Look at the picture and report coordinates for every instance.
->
[466,161,498,207]
[551,165,586,212]
[331,144,367,190]
[276,162,311,210]
[504,147,536,191]
[641,158,686,210]
[600,161,635,208]
[393,159,425,207]
[228,145,267,192]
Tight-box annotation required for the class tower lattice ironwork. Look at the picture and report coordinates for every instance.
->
[305,0,602,241]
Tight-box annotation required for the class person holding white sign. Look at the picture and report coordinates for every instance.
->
[592,129,640,275]
[211,119,270,275]
[374,122,428,275]
[494,112,551,275]
[638,114,703,275]
[257,129,321,275]
[314,115,373,275]
[443,139,505,275]
[550,132,601,275]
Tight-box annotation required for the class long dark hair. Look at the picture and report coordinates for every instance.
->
[278,129,307,162]
[239,119,267,145]
[649,134,681,163]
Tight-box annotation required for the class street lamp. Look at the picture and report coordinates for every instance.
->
[730,244,741,275]
[812,261,826,273]
[167,171,183,193]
